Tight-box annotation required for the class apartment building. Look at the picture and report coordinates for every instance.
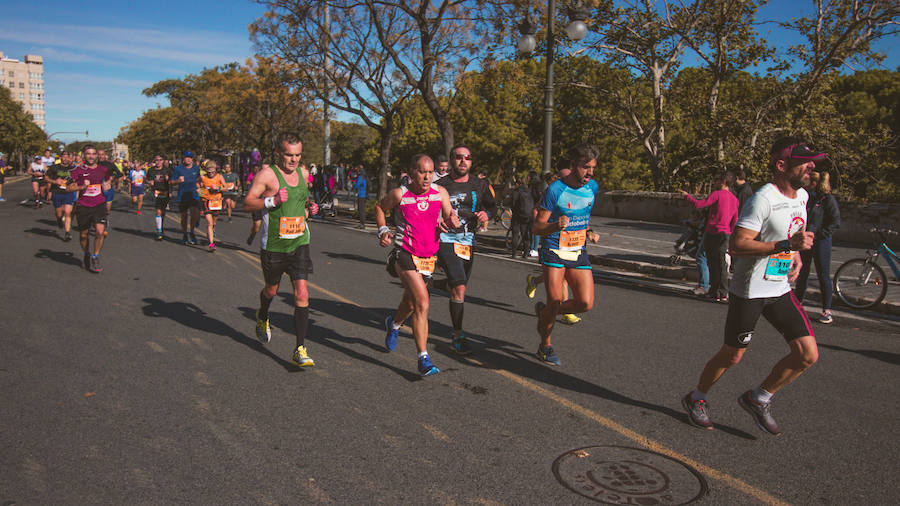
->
[0,52,45,129]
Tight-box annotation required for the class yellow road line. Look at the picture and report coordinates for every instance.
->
[228,244,787,505]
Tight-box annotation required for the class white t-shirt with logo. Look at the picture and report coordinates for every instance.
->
[729,183,808,299]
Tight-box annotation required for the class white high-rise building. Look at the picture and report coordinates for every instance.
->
[0,52,45,129]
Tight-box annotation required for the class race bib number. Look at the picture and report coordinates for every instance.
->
[134,177,143,185]
[207,196,223,210]
[453,243,472,260]
[412,255,436,276]
[226,182,235,190]
[764,252,793,281]
[279,215,306,239]
[84,184,102,197]
[559,229,586,250]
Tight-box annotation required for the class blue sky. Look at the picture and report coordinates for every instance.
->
[0,1,897,145]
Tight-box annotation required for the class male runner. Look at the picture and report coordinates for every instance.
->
[433,154,449,181]
[147,155,171,240]
[46,151,76,241]
[244,133,319,366]
[98,150,121,235]
[681,136,822,436]
[377,154,458,376]
[68,145,112,273]
[435,145,496,354]
[28,156,48,207]
[40,149,55,172]
[532,144,601,366]
[198,161,226,251]
[129,163,147,215]
[221,162,240,222]
[172,151,201,245]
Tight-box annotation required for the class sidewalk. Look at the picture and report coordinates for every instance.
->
[323,191,900,317]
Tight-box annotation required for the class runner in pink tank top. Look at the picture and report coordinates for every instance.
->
[375,154,458,377]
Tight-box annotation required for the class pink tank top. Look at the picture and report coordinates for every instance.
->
[394,184,442,257]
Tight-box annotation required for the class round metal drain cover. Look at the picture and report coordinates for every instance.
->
[552,445,708,504]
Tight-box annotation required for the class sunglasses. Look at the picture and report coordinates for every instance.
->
[454,154,472,161]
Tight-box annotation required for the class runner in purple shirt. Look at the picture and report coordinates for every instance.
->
[68,145,111,273]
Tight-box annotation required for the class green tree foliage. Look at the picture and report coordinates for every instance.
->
[0,86,47,165]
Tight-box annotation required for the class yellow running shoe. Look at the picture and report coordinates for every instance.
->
[292,345,315,367]
[560,313,581,325]
[525,274,538,299]
[255,318,271,344]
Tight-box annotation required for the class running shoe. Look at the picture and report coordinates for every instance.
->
[384,315,399,352]
[818,311,833,324]
[182,233,190,245]
[89,255,102,273]
[417,354,440,377]
[535,345,560,366]
[525,274,538,299]
[136,210,141,215]
[291,345,315,367]
[255,318,271,344]
[156,232,163,241]
[690,286,708,296]
[534,301,546,317]
[63,232,72,242]
[560,314,581,325]
[738,390,781,436]
[451,331,471,355]
[246,233,255,245]
[528,249,538,257]
[681,392,714,430]
[208,242,216,252]
[189,232,198,245]
[0,197,6,202]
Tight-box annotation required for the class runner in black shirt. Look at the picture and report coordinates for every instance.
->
[147,155,171,240]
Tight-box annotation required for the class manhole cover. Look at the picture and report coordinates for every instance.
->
[552,445,708,504]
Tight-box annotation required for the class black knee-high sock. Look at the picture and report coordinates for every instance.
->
[258,290,273,320]
[294,306,309,347]
[449,299,464,332]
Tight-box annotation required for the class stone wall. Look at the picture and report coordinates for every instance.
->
[594,190,900,246]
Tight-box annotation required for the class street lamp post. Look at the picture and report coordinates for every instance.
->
[47,130,89,141]
[518,1,589,175]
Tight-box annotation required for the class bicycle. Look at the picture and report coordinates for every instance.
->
[833,228,899,309]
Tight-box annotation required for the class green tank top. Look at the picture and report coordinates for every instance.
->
[261,166,310,252]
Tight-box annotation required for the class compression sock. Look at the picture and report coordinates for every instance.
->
[752,386,773,404]
[155,216,162,231]
[449,299,464,332]
[257,290,273,321]
[294,306,309,348]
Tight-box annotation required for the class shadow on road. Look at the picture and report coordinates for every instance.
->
[238,298,421,382]
[602,221,683,234]
[34,248,84,267]
[24,227,59,238]
[141,297,300,372]
[819,342,900,366]
[321,250,384,266]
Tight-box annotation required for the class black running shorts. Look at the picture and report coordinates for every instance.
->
[260,244,313,285]
[437,241,473,288]
[724,291,814,348]
[74,204,108,231]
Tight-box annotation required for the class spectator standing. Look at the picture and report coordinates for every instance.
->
[354,168,368,229]
[794,171,840,324]
[681,170,739,302]
[509,175,534,258]
[730,168,754,215]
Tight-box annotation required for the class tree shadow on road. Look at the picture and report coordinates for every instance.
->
[238,298,421,382]
[142,297,299,372]
[321,250,384,266]
[819,342,900,366]
[34,248,84,268]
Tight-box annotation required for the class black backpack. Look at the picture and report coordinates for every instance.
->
[513,186,534,218]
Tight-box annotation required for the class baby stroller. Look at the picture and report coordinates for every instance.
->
[670,209,707,266]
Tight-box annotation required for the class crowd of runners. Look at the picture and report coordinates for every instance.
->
[11,132,830,437]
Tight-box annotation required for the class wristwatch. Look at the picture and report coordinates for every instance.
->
[774,240,791,253]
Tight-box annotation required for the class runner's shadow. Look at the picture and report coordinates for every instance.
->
[819,342,900,366]
[113,226,158,241]
[34,248,83,267]
[24,227,59,238]
[424,318,757,440]
[142,297,299,372]
[238,300,420,381]
[321,251,384,266]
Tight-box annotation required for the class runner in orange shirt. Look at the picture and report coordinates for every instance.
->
[198,161,226,251]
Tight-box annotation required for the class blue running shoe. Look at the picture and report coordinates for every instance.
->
[384,316,399,351]
[418,354,440,377]
[536,345,561,366]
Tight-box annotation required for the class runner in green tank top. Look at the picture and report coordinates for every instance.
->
[243,132,319,367]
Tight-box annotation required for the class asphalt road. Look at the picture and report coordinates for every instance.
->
[2,178,899,505]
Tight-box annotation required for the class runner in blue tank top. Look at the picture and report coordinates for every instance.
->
[532,143,601,366]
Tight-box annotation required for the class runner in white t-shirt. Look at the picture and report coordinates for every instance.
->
[681,137,824,436]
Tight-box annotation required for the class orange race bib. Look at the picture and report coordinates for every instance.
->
[453,243,472,260]
[84,184,102,197]
[279,215,306,239]
[134,176,143,184]
[207,195,223,210]
[559,229,586,250]
[412,255,436,276]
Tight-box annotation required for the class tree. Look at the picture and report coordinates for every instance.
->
[0,86,47,170]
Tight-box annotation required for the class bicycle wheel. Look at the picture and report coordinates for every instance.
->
[834,258,888,310]
[498,206,513,230]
